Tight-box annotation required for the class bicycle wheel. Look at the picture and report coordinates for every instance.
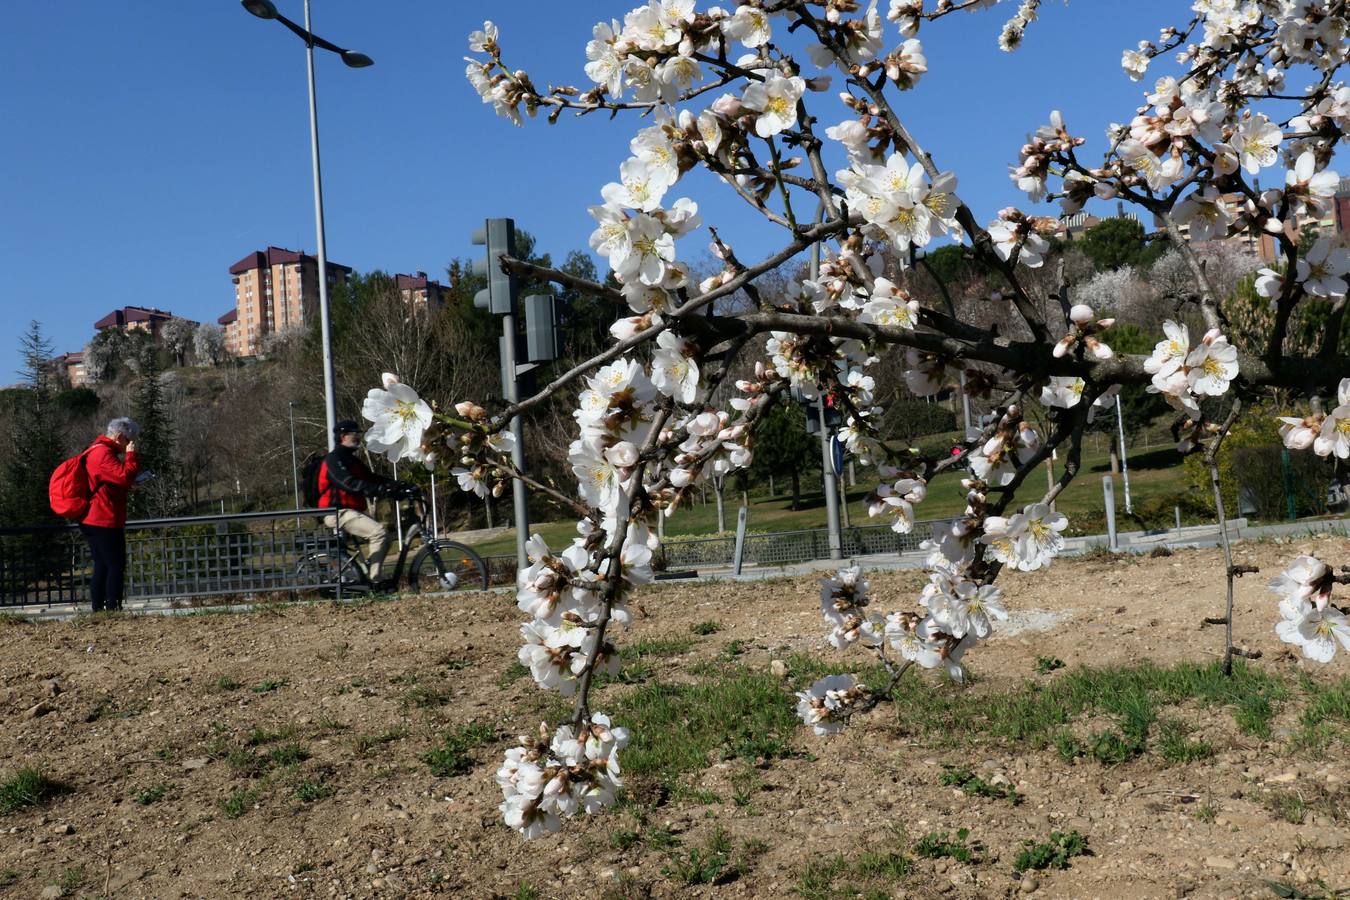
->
[409,541,489,593]
[296,551,362,596]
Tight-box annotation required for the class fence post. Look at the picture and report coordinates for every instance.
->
[733,506,748,576]
[1103,475,1117,551]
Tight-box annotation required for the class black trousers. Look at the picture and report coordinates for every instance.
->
[79,524,126,612]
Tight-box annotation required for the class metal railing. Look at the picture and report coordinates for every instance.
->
[0,510,342,608]
[481,519,944,587]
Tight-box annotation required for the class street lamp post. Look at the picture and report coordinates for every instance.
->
[287,401,300,509]
[241,0,372,451]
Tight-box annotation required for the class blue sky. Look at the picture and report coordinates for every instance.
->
[0,0,1187,380]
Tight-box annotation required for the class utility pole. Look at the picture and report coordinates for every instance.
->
[808,198,843,561]
[472,218,560,572]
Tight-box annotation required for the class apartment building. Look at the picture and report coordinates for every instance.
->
[51,352,89,388]
[395,271,450,312]
[227,246,351,357]
[93,305,194,336]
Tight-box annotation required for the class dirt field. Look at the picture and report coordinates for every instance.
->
[2,533,1349,900]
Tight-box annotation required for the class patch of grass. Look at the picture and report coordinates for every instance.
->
[245,726,297,747]
[610,828,641,850]
[1013,830,1090,872]
[226,749,269,778]
[58,865,86,892]
[939,766,1021,803]
[663,826,740,886]
[496,661,530,688]
[294,779,333,803]
[1157,719,1215,764]
[214,675,242,691]
[354,726,408,756]
[595,658,656,687]
[617,669,800,783]
[913,828,982,863]
[251,679,287,694]
[1035,656,1066,675]
[795,855,850,899]
[730,768,763,807]
[1089,729,1143,765]
[401,683,452,709]
[1260,784,1350,826]
[316,715,346,733]
[1053,730,1083,762]
[721,639,750,659]
[513,884,540,900]
[0,769,65,814]
[0,868,17,887]
[133,783,171,806]
[690,621,722,635]
[267,743,310,767]
[1194,803,1218,823]
[220,786,258,818]
[421,722,497,777]
[854,848,912,880]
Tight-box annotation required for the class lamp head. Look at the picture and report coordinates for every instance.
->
[241,0,279,19]
[341,50,374,68]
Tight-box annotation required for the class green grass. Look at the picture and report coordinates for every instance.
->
[939,766,1021,803]
[245,726,297,746]
[214,676,242,691]
[0,869,18,887]
[913,828,983,863]
[58,865,86,892]
[421,722,497,777]
[354,726,409,755]
[251,679,287,694]
[690,621,722,635]
[1014,830,1090,872]
[220,786,258,818]
[293,779,333,803]
[1157,719,1215,764]
[615,669,801,784]
[465,441,1192,555]
[0,769,65,814]
[133,783,171,806]
[662,827,741,886]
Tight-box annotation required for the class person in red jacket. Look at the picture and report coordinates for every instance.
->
[79,417,143,612]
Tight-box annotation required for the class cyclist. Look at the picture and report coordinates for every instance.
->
[318,419,418,589]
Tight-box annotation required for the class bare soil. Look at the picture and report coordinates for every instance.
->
[2,534,1349,900]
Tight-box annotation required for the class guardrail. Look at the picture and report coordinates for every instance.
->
[0,510,341,608]
[481,519,945,588]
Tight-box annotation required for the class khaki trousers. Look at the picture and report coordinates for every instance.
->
[323,509,390,581]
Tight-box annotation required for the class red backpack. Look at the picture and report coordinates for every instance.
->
[49,448,99,521]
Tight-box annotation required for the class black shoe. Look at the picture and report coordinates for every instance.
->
[371,578,399,593]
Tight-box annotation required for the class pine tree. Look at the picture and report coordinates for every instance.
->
[129,359,179,517]
[0,322,67,529]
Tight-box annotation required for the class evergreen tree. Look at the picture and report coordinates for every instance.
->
[749,401,818,509]
[129,360,178,517]
[0,322,67,528]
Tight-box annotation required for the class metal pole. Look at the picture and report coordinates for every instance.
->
[429,472,439,539]
[392,460,402,551]
[959,371,974,436]
[304,0,339,451]
[1103,475,1117,551]
[808,198,843,561]
[287,402,300,510]
[1115,395,1133,515]
[503,311,529,572]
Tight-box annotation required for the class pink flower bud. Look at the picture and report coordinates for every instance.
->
[1069,304,1095,325]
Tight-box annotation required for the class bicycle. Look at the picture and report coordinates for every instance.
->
[296,493,488,595]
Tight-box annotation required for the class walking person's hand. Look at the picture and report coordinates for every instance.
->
[126,440,137,454]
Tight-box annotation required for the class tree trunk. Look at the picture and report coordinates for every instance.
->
[485,495,495,529]
[768,473,775,498]
[790,469,801,510]
[1109,446,1120,476]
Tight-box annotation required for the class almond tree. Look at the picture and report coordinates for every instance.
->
[369,1,1347,836]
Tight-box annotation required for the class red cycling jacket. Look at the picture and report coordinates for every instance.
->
[318,446,394,513]
[81,436,142,528]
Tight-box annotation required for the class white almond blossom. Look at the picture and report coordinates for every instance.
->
[741,74,806,138]
[1040,376,1085,409]
[722,5,772,47]
[362,374,433,462]
[1295,238,1350,298]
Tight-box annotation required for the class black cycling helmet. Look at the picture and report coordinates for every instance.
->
[333,419,362,437]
